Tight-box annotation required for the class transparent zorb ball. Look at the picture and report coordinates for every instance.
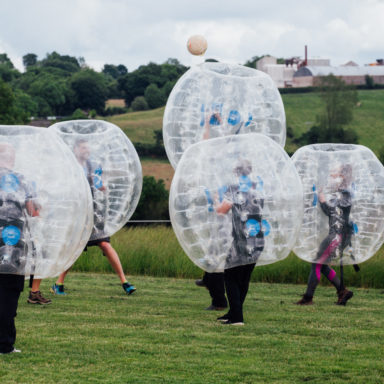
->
[170,133,303,272]
[292,143,384,265]
[0,126,93,278]
[50,120,142,241]
[163,62,286,169]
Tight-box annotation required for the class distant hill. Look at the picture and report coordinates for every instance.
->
[105,89,384,156]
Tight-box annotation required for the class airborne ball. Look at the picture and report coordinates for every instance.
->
[292,143,384,265]
[50,120,142,241]
[187,35,208,56]
[0,126,93,278]
[170,133,303,272]
[163,62,286,169]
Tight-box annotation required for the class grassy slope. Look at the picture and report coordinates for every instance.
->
[106,107,165,145]
[1,274,383,383]
[283,90,384,154]
[105,90,384,154]
[105,90,384,188]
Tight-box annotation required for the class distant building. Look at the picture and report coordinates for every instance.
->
[256,56,297,88]
[293,65,384,87]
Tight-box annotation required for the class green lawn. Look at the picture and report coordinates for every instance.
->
[1,274,383,383]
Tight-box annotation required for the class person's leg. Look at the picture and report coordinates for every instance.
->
[98,241,136,294]
[205,272,227,309]
[98,242,126,283]
[0,275,24,353]
[56,270,69,285]
[28,278,51,304]
[224,266,243,323]
[50,270,70,295]
[304,263,320,298]
[239,263,256,305]
[321,265,341,291]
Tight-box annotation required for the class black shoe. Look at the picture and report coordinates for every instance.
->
[195,279,206,287]
[222,320,244,326]
[217,313,230,322]
[296,294,313,305]
[205,305,227,311]
[336,289,353,306]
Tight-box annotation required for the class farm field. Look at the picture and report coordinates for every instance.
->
[1,274,383,384]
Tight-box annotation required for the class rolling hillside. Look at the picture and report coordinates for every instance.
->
[105,89,384,188]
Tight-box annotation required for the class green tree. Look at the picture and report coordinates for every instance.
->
[41,52,81,74]
[102,64,128,79]
[0,54,14,68]
[316,74,358,130]
[0,79,15,123]
[70,69,108,113]
[131,176,169,220]
[365,75,375,89]
[144,83,165,109]
[131,96,149,111]
[23,53,38,69]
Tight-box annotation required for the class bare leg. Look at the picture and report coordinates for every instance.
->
[98,242,126,283]
[56,270,70,285]
[31,278,41,292]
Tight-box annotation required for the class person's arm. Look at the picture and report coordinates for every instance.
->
[319,192,331,216]
[215,199,232,214]
[203,112,222,140]
[25,200,40,217]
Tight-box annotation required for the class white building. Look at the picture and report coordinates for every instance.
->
[256,56,297,88]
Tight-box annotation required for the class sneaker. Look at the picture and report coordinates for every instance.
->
[50,284,67,295]
[296,294,313,305]
[122,282,136,295]
[27,291,52,305]
[205,305,227,311]
[336,289,354,306]
[0,348,21,355]
[217,313,230,322]
[195,279,206,288]
[222,320,244,326]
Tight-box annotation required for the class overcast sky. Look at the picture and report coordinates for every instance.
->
[1,0,383,72]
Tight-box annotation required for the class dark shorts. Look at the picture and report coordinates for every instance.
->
[84,237,110,252]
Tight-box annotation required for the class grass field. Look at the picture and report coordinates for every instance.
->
[71,227,384,289]
[1,274,383,383]
[105,90,384,156]
[106,90,384,186]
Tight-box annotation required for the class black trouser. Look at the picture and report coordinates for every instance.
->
[203,272,227,308]
[0,274,24,353]
[224,263,255,323]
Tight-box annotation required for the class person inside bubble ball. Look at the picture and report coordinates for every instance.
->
[0,143,43,354]
[297,164,354,306]
[213,159,264,325]
[51,139,136,296]
[202,104,245,140]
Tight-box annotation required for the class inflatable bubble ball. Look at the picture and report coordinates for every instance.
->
[0,125,93,278]
[292,143,384,265]
[170,133,303,272]
[50,120,142,241]
[163,62,286,169]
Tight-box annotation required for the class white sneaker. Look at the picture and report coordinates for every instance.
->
[0,348,21,355]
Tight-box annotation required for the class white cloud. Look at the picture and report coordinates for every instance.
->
[0,0,383,71]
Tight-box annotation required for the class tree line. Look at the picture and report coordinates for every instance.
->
[0,51,190,123]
